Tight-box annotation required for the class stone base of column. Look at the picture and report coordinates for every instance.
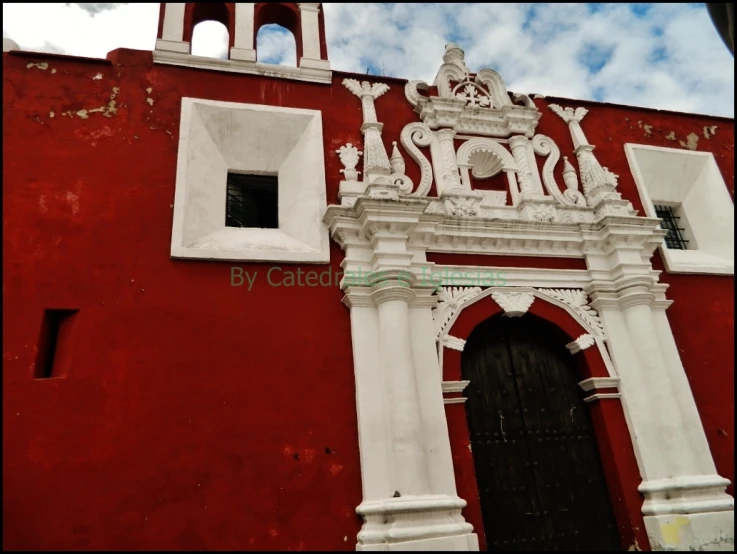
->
[230,47,256,62]
[300,56,331,71]
[640,475,734,550]
[356,494,478,551]
[644,511,733,551]
[155,39,189,54]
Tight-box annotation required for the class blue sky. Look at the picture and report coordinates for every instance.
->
[3,3,734,117]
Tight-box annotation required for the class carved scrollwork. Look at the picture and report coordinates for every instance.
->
[536,288,606,339]
[532,135,586,207]
[405,80,430,110]
[433,286,482,338]
[399,122,434,197]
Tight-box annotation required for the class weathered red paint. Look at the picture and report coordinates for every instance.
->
[2,36,733,552]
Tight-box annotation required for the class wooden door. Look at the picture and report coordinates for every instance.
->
[461,314,621,551]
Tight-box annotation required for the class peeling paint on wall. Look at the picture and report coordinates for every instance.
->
[61,87,120,119]
[665,131,676,141]
[26,62,48,70]
[679,132,699,151]
[704,125,718,139]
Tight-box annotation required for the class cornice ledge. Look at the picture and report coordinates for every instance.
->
[578,376,620,391]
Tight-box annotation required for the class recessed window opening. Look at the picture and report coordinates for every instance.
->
[256,24,297,67]
[226,173,279,229]
[35,309,78,379]
[191,20,229,59]
[654,204,690,250]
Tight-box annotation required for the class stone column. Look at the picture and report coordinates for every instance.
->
[589,278,734,551]
[509,135,543,200]
[329,199,478,551]
[372,281,430,496]
[230,2,256,62]
[298,3,330,70]
[155,3,190,54]
[430,129,465,196]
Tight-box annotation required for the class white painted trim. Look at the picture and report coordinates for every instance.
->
[152,50,332,84]
[442,380,470,394]
[584,392,622,403]
[625,143,734,276]
[578,376,621,392]
[170,98,330,263]
[566,334,596,354]
[444,397,467,405]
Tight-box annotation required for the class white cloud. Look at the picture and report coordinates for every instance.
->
[2,2,734,117]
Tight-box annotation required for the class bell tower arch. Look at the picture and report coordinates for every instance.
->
[154,2,330,79]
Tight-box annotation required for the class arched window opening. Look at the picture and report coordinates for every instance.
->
[256,23,297,67]
[191,20,229,59]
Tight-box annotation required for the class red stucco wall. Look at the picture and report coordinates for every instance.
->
[2,46,734,551]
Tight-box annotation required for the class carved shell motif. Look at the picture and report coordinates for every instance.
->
[468,149,505,179]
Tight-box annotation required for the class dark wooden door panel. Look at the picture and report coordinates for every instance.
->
[462,314,621,551]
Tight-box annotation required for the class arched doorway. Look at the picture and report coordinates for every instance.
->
[461,313,621,551]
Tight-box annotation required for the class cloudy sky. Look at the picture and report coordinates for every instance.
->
[3,3,734,117]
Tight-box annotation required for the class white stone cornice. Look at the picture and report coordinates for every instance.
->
[566,334,596,354]
[431,265,593,289]
[578,377,621,392]
[583,393,621,403]
[442,380,470,394]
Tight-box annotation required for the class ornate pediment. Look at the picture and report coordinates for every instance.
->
[405,43,541,138]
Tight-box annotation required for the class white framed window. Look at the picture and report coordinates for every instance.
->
[625,143,734,275]
[170,98,330,263]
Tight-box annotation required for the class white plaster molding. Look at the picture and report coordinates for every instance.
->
[405,44,541,138]
[327,48,734,549]
[532,134,586,207]
[443,397,468,405]
[431,265,593,289]
[170,98,329,263]
[442,335,466,352]
[356,495,478,550]
[549,104,626,209]
[336,143,362,182]
[442,380,471,394]
[578,376,621,392]
[536,288,606,340]
[399,122,434,196]
[624,143,734,275]
[343,79,392,180]
[431,286,619,381]
[566,333,596,354]
[583,392,622,403]
[490,291,535,317]
[152,50,332,84]
[433,287,483,339]
[639,475,734,515]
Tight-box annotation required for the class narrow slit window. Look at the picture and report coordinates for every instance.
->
[35,309,78,379]
[654,204,689,250]
[225,173,278,229]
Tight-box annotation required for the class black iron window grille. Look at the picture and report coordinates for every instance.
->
[654,204,689,250]
[225,173,278,229]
